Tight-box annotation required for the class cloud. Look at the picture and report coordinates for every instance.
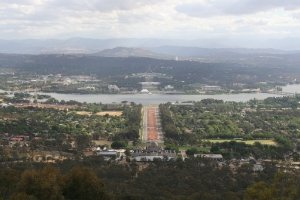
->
[176,0,300,17]
[0,0,300,44]
[0,0,40,5]
[47,0,164,12]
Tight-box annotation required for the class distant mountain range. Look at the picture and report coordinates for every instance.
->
[1,38,300,55]
[91,46,300,62]
[93,47,173,59]
[150,46,295,57]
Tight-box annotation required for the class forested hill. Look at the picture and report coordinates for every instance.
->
[0,54,238,82]
[0,53,299,85]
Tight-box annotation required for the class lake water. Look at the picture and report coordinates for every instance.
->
[40,93,282,105]
[281,84,300,94]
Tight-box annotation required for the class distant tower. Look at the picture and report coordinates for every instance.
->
[175,56,179,61]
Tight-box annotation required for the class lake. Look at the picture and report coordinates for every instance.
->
[40,93,283,105]
[281,84,300,94]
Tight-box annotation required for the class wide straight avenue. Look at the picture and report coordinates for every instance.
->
[142,105,163,144]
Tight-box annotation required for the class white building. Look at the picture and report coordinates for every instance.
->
[194,154,223,161]
[164,85,174,90]
[140,89,150,94]
[108,85,120,92]
[201,85,222,91]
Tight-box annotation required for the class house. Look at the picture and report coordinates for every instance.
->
[97,150,118,157]
[164,85,174,90]
[78,86,96,91]
[133,155,166,162]
[31,151,74,163]
[194,154,223,161]
[0,103,12,108]
[140,89,150,94]
[201,85,222,91]
[96,149,126,160]
[131,142,177,162]
[253,163,264,172]
[108,85,120,92]
[9,135,29,147]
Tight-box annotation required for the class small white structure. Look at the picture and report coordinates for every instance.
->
[108,85,120,92]
[63,78,73,85]
[164,85,174,90]
[0,103,12,108]
[140,89,150,94]
[253,164,264,172]
[96,149,126,160]
[201,86,222,91]
[140,82,160,86]
[133,156,164,162]
[194,154,223,161]
[78,86,96,91]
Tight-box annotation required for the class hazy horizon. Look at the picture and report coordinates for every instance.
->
[1,37,300,52]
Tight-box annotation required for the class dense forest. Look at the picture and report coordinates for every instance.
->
[0,158,299,200]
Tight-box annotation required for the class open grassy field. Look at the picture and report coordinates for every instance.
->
[76,111,122,116]
[205,139,277,146]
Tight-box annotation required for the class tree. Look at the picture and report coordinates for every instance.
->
[186,148,198,156]
[62,167,109,200]
[9,192,36,200]
[15,167,64,200]
[75,134,91,151]
[271,172,300,200]
[244,172,300,200]
[244,181,273,200]
[0,169,19,200]
[111,141,127,149]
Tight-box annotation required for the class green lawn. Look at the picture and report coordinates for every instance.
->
[204,139,277,146]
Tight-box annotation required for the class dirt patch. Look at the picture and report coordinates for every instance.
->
[76,111,92,116]
[96,111,122,116]
[76,111,122,116]
[92,140,112,146]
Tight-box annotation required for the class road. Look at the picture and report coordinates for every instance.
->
[142,105,163,143]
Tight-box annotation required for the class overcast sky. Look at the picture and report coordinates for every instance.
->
[1,0,300,41]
